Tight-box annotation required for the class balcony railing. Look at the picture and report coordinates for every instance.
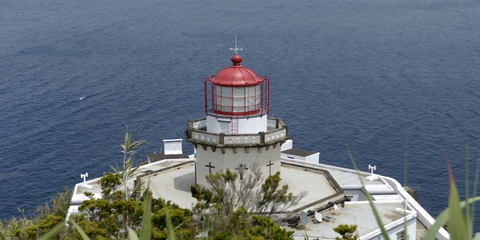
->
[186,117,289,147]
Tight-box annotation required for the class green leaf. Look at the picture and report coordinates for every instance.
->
[38,221,65,240]
[165,209,177,240]
[72,222,91,240]
[448,176,468,240]
[127,227,140,240]
[423,143,480,240]
[130,140,146,151]
[470,157,480,233]
[423,195,480,239]
[139,188,152,240]
[464,141,472,237]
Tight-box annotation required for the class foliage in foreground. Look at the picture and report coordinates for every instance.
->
[190,164,306,239]
[111,130,146,201]
[71,190,193,240]
[333,224,359,240]
[191,164,307,217]
[0,187,71,240]
[0,185,294,240]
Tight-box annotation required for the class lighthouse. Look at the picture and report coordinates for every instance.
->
[186,46,290,186]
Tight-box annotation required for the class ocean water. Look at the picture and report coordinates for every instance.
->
[1,0,480,231]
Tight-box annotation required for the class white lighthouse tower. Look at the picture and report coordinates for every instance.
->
[186,46,290,186]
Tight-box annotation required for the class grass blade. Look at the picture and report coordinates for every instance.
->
[470,157,480,230]
[464,141,472,237]
[166,209,177,240]
[423,196,480,240]
[72,222,91,240]
[447,175,468,240]
[139,185,152,239]
[38,221,65,240]
[127,227,140,240]
[347,146,390,240]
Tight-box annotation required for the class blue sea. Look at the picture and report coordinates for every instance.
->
[1,0,480,232]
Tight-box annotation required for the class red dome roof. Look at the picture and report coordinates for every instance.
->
[211,54,263,86]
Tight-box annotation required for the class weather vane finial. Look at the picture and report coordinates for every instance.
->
[229,34,243,54]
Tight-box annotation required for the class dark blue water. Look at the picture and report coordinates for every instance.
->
[2,0,480,231]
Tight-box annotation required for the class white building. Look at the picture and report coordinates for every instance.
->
[68,52,449,240]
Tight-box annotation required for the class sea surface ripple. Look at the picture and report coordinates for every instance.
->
[1,0,480,232]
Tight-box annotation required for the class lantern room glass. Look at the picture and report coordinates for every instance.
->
[213,85,261,114]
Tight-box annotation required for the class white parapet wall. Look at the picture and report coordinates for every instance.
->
[281,139,293,151]
[282,151,320,163]
[383,176,450,240]
[163,139,183,154]
[280,140,319,163]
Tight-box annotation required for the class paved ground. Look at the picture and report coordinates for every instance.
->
[141,160,344,213]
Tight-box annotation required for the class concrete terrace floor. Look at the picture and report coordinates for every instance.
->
[71,157,388,211]
[139,159,346,213]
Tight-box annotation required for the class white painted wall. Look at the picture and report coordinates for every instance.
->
[281,140,293,151]
[195,145,282,186]
[281,152,320,163]
[360,208,417,240]
[382,177,450,240]
[163,139,183,154]
[206,115,267,134]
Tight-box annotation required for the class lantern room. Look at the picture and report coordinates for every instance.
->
[204,54,270,117]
